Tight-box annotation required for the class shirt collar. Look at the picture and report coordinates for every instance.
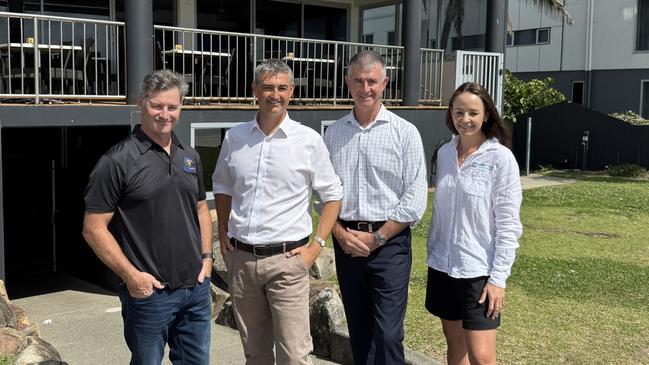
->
[132,124,184,155]
[250,111,295,138]
[346,104,391,129]
[451,134,500,153]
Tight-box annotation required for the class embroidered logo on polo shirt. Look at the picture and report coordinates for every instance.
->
[183,157,197,173]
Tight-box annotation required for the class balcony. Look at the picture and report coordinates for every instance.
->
[0,11,444,106]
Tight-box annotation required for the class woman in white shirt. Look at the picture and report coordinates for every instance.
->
[426,82,523,365]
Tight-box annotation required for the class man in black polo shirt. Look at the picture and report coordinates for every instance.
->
[83,69,213,365]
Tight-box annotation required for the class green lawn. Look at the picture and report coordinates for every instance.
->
[404,172,649,364]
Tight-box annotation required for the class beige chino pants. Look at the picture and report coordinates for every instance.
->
[225,248,313,365]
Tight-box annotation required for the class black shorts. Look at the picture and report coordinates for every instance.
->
[425,267,500,330]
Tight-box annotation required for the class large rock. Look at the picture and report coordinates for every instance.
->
[0,281,16,328]
[13,336,64,365]
[310,247,336,280]
[309,281,353,365]
[210,284,229,321]
[215,300,237,330]
[0,327,27,356]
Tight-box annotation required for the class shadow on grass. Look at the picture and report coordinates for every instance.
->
[509,255,649,310]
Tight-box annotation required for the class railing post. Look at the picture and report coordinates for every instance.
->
[33,17,39,103]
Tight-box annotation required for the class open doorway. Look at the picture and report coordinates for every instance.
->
[2,125,130,297]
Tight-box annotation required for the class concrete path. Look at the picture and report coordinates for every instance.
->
[519,173,577,190]
[12,274,339,365]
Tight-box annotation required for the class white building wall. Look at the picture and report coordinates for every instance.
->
[507,0,649,72]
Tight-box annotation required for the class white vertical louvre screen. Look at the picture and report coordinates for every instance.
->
[454,50,504,113]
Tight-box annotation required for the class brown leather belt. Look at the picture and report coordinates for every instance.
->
[229,237,309,257]
[339,220,386,233]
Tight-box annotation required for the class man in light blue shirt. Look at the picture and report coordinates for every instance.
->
[323,50,428,365]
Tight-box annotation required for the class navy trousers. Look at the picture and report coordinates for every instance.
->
[333,227,412,365]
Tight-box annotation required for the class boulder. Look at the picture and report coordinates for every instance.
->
[310,247,336,280]
[210,284,229,321]
[309,281,353,364]
[0,283,16,328]
[13,336,63,365]
[215,299,238,330]
[0,327,27,356]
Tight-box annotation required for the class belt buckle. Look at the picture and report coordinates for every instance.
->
[357,221,373,233]
[252,244,267,257]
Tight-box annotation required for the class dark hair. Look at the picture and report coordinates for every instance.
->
[445,82,512,148]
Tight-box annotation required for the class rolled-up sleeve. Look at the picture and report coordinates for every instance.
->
[389,126,428,224]
[212,132,234,197]
[310,137,343,202]
[488,154,523,288]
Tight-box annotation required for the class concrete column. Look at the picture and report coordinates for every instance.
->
[176,0,197,29]
[126,0,154,104]
[485,0,507,53]
[402,0,421,106]
[0,126,4,280]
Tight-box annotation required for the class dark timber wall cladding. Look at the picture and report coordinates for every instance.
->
[512,102,649,171]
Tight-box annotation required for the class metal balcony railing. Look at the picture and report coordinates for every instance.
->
[0,11,443,106]
[0,11,125,102]
[155,25,444,106]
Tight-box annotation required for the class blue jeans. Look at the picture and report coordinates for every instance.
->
[118,279,212,365]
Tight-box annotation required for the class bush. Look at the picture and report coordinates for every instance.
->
[607,164,647,178]
[609,111,649,126]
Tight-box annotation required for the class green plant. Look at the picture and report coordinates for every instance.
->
[503,69,566,124]
[609,111,649,126]
[608,164,647,178]
[0,355,16,365]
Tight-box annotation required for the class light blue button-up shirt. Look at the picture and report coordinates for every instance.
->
[324,105,427,224]
[427,136,523,288]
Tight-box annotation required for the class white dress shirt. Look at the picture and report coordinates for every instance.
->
[212,113,343,245]
[427,136,523,288]
[324,105,427,223]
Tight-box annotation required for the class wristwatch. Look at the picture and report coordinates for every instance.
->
[373,231,387,247]
[201,252,215,260]
[313,235,327,247]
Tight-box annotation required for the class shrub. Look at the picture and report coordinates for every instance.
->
[607,164,647,178]
[609,111,649,126]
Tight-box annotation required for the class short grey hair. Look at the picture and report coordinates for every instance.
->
[254,59,294,85]
[346,50,386,78]
[137,69,189,103]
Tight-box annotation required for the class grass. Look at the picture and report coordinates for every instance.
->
[402,172,649,364]
[0,355,16,365]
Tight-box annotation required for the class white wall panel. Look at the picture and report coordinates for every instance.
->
[539,26,563,71]
[561,0,588,71]
[517,45,541,72]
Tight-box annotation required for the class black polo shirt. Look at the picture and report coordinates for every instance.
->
[84,125,207,289]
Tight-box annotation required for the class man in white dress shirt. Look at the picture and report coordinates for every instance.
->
[323,50,428,365]
[212,59,343,365]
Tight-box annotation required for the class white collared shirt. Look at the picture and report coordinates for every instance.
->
[212,113,343,245]
[427,136,523,288]
[323,105,427,223]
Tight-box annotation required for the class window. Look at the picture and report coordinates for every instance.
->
[361,5,399,45]
[514,29,536,46]
[511,28,551,46]
[638,0,649,50]
[190,123,242,199]
[536,28,550,44]
[571,81,584,105]
[641,80,649,118]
